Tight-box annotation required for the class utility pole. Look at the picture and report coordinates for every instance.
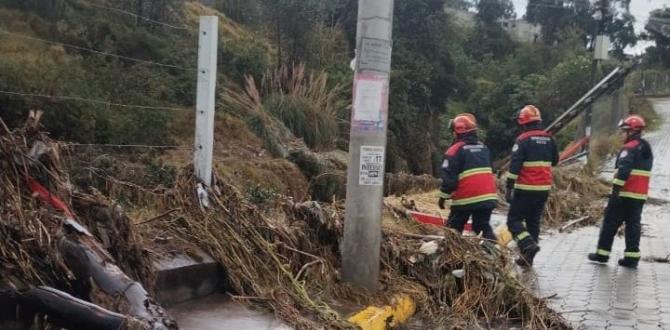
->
[194,16,219,187]
[580,1,607,160]
[342,0,395,291]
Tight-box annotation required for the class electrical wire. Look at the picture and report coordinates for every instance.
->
[65,143,192,149]
[0,28,193,71]
[0,90,188,111]
[77,0,194,31]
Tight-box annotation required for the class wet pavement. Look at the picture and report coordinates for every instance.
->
[169,294,291,330]
[533,98,670,329]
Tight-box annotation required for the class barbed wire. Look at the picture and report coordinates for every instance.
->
[0,90,188,111]
[77,0,195,31]
[0,28,193,71]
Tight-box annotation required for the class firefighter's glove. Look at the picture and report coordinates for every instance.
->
[505,178,515,203]
[438,197,447,210]
[609,185,622,206]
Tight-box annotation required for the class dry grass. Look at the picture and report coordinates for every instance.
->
[0,120,73,289]
[1,117,570,329]
[588,134,623,170]
[223,64,344,153]
[394,166,609,233]
[543,166,610,229]
[385,172,441,197]
[148,169,570,329]
[0,117,158,325]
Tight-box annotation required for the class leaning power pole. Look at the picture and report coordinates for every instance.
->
[581,0,608,159]
[342,0,395,291]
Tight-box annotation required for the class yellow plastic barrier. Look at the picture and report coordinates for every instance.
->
[495,223,513,247]
[348,294,416,330]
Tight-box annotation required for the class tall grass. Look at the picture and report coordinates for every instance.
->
[223,64,344,154]
[223,75,292,157]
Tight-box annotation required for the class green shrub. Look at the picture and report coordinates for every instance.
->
[246,184,276,205]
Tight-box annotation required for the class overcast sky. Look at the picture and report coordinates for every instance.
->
[510,0,668,54]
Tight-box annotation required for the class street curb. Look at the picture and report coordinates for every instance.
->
[347,294,416,330]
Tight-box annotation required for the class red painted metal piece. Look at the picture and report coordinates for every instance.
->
[408,211,473,232]
[559,137,589,162]
[25,176,74,217]
[409,211,444,226]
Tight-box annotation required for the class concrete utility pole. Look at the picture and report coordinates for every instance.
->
[342,0,395,291]
[580,2,608,160]
[194,16,219,187]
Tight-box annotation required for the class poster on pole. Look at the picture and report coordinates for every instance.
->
[359,38,392,73]
[353,79,383,122]
[359,146,385,186]
[352,74,388,132]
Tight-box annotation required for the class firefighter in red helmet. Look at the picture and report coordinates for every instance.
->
[505,105,559,267]
[588,115,653,268]
[438,113,498,241]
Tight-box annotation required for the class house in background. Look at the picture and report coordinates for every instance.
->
[500,19,542,43]
[445,7,542,44]
[445,7,477,29]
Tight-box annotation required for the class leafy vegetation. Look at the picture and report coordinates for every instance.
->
[643,8,670,69]
[0,0,659,177]
[0,0,272,145]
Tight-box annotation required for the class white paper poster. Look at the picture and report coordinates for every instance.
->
[359,146,385,186]
[353,79,384,122]
[359,38,392,73]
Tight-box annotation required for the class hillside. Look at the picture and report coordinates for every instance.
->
[1,0,661,182]
[3,1,670,329]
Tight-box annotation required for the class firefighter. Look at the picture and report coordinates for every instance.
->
[505,105,559,267]
[438,113,498,241]
[588,115,653,269]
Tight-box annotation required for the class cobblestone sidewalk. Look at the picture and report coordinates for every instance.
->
[533,98,670,329]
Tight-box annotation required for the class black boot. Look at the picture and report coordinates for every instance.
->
[588,253,609,264]
[618,257,639,269]
[516,237,540,267]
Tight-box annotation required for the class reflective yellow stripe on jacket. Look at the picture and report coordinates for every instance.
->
[459,167,493,179]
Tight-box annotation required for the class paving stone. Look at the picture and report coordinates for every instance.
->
[532,102,670,330]
[610,318,637,327]
[613,303,635,311]
[612,311,636,320]
[637,324,661,330]
[582,320,608,328]
[608,326,636,330]
[636,307,660,316]
[534,208,670,330]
